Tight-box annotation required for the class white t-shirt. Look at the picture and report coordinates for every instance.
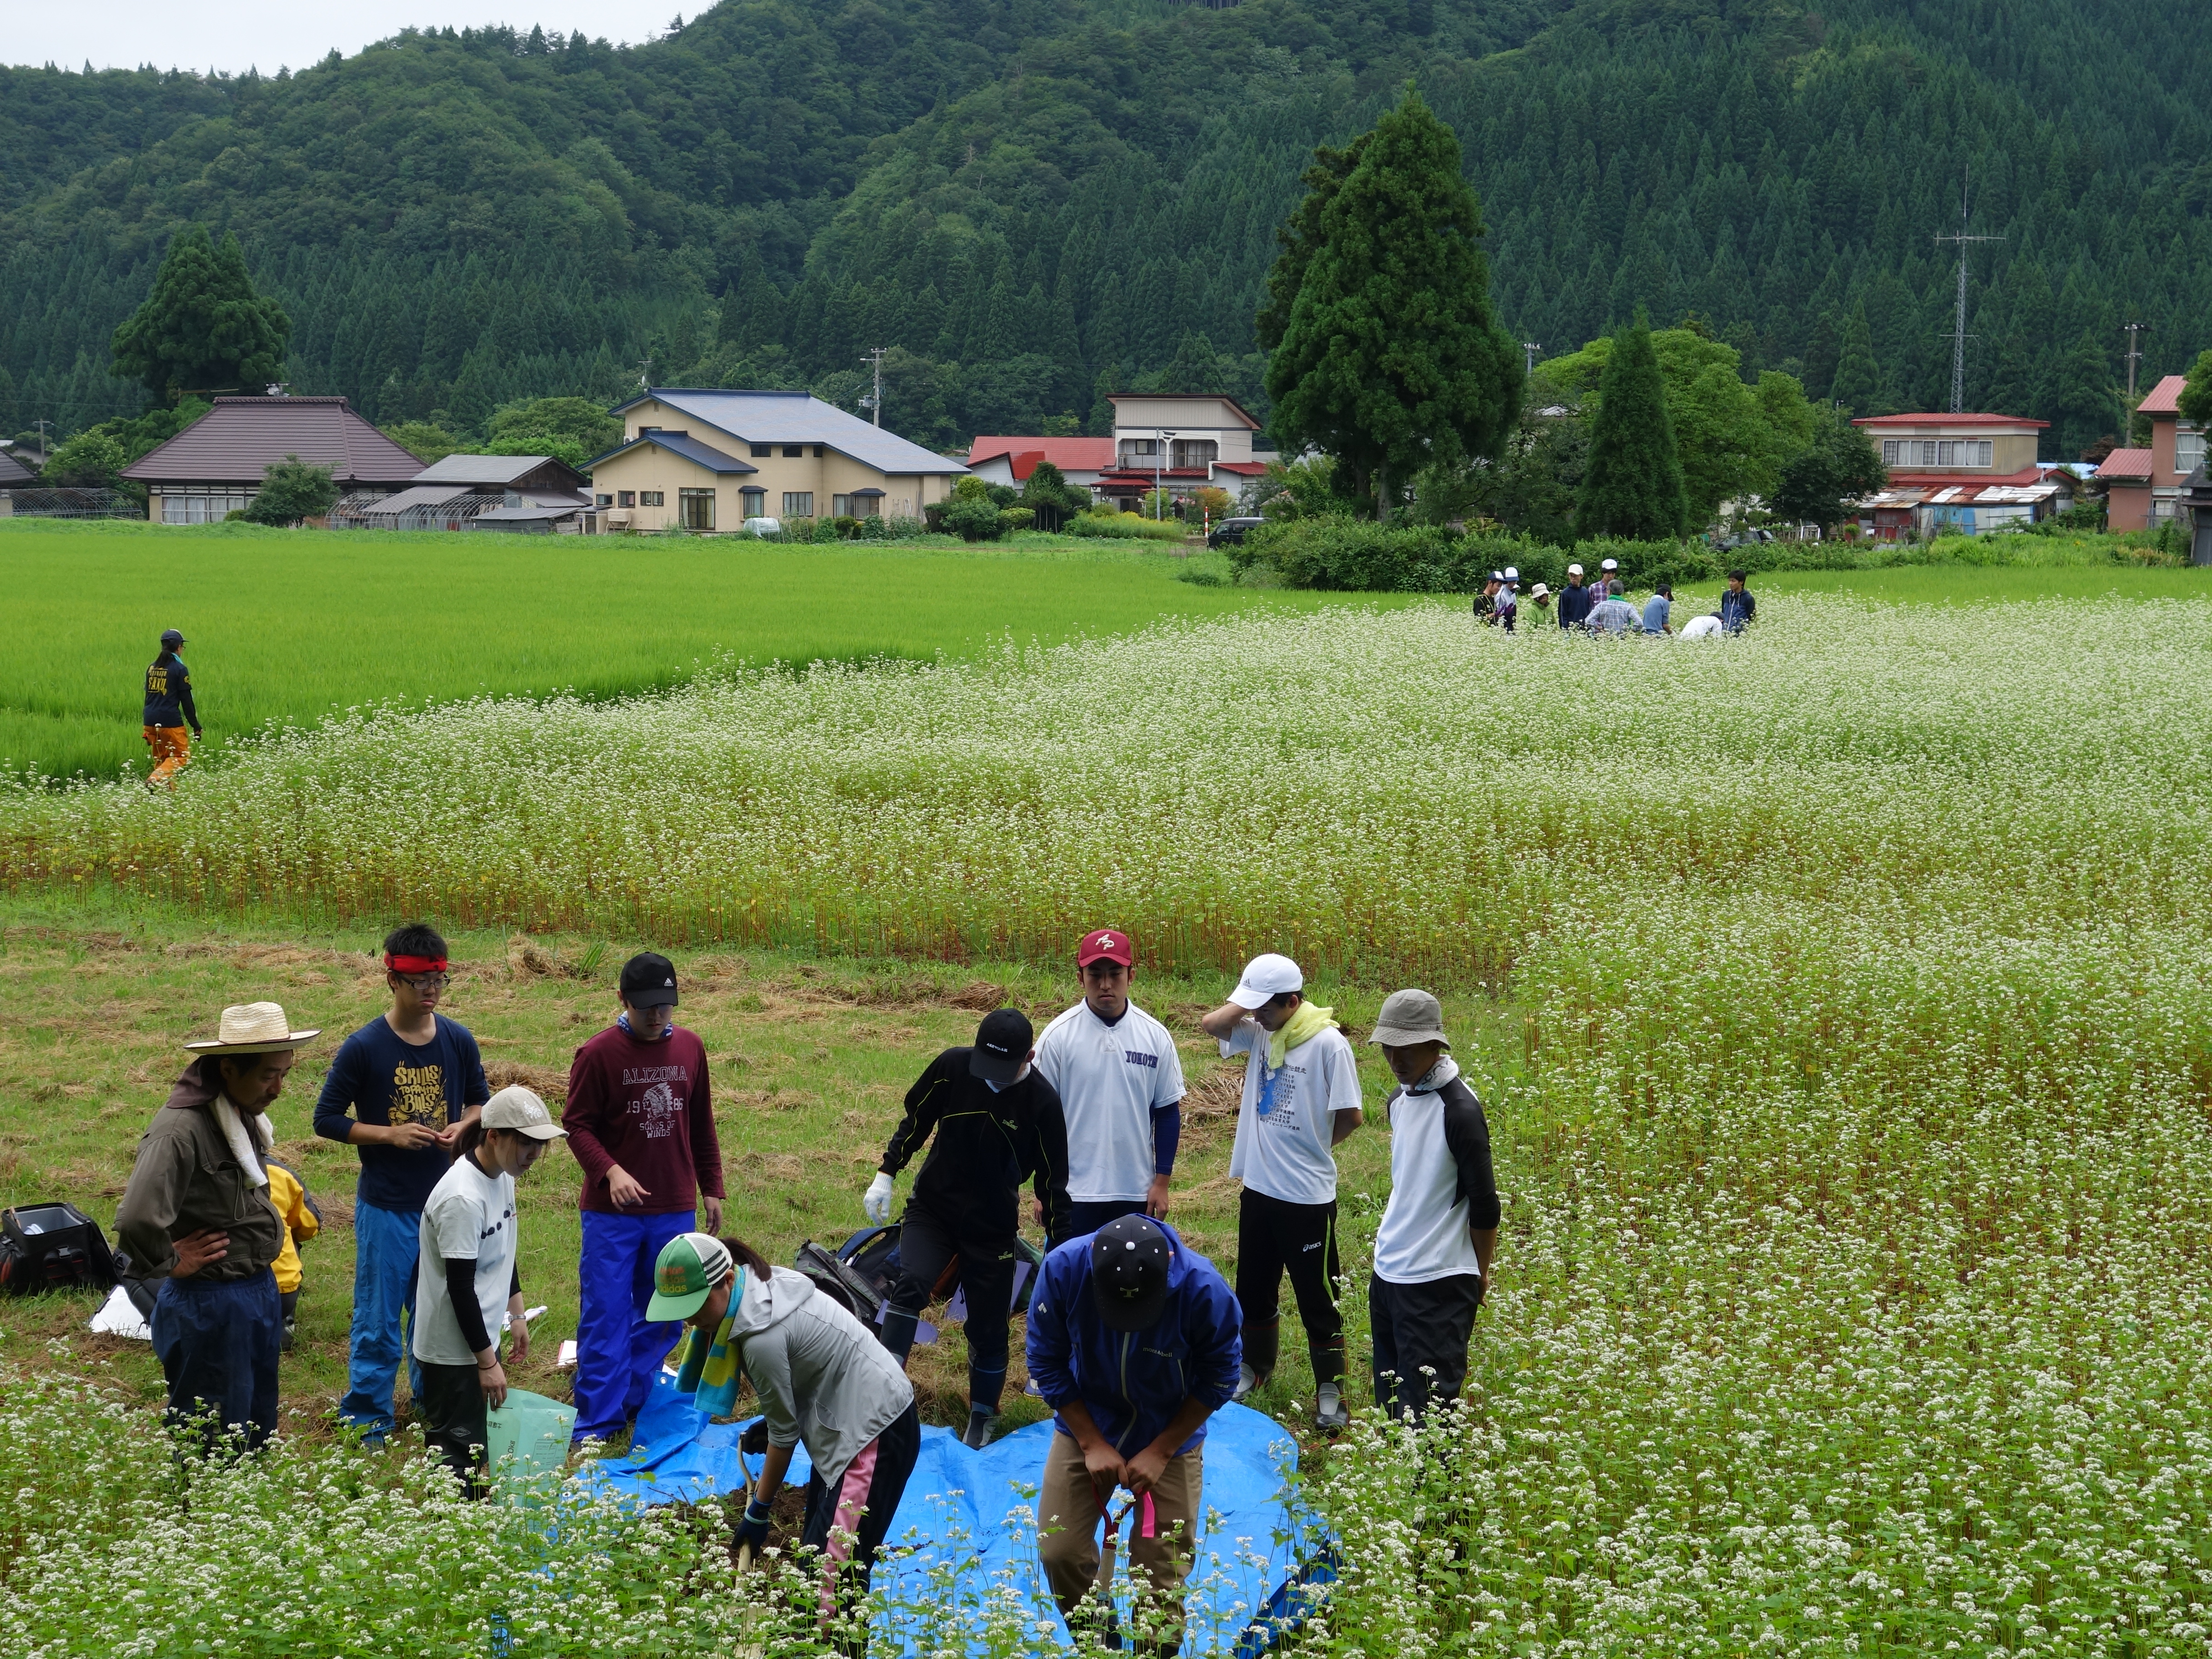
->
[1222,1020,1361,1205]
[1372,1060,1489,1285]
[412,1153,518,1365]
[1034,999,1185,1203]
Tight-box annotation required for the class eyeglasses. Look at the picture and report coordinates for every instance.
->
[398,972,450,991]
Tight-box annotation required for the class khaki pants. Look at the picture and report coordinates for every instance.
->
[1037,1430,1202,1651]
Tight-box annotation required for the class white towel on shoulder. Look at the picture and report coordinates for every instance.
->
[213,1094,274,1188]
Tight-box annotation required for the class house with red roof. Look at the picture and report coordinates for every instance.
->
[1849,411,2071,538]
[2096,374,2200,531]
[967,394,1270,512]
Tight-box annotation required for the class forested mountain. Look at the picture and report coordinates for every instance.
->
[5,0,2209,459]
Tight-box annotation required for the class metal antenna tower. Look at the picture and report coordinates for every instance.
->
[1933,169,2002,413]
[859,346,891,426]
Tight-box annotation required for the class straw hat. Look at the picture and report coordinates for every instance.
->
[184,1001,322,1054]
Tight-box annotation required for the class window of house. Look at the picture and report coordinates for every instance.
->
[783,445,804,458]
[640,491,664,506]
[595,493,613,507]
[783,492,814,518]
[1120,438,1159,459]
[2177,429,2205,475]
[832,495,853,518]
[741,488,765,518]
[814,446,825,458]
[679,488,714,530]
[1170,438,1218,470]
[617,490,636,508]
[160,489,253,524]
[751,444,772,459]
[1935,441,1992,467]
[851,494,880,517]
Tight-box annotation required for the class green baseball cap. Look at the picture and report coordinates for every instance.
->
[646,1232,735,1322]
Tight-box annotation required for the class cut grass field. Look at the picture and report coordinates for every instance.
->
[0,519,1408,780]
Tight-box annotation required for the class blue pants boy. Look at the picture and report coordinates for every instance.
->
[572,1209,695,1443]
[337,1199,425,1440]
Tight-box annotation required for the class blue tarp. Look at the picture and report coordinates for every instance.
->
[583,1372,1332,1654]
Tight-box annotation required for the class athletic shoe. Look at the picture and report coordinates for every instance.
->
[1314,1383,1348,1433]
[961,1410,994,1450]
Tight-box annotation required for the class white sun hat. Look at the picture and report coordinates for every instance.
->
[184,1001,322,1053]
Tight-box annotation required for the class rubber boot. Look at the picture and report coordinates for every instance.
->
[877,1307,920,1366]
[964,1362,1006,1448]
[1311,1335,1349,1429]
[1234,1317,1280,1401]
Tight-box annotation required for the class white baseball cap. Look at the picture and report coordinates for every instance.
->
[1503,566,1519,581]
[1600,557,1619,571]
[1228,952,1304,1010]
[1566,563,1584,577]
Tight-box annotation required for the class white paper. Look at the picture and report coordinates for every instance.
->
[88,1284,152,1341]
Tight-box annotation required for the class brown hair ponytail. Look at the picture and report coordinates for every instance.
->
[719,1236,774,1279]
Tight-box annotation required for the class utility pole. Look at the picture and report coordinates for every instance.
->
[1933,168,2002,414]
[859,345,890,426]
[33,417,52,457]
[2123,321,2147,401]
[1155,429,1177,519]
[1522,342,1542,375]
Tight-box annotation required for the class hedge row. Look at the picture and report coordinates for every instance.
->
[1225,521,1724,592]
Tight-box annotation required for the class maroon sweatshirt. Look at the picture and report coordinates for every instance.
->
[563,1024,725,1215]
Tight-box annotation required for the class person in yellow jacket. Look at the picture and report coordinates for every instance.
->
[264,1158,322,1352]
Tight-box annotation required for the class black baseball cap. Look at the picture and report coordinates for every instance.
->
[1091,1214,1171,1332]
[969,1007,1033,1085]
[161,628,186,647]
[618,951,679,1008]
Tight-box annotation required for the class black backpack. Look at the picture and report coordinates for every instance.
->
[0,1203,119,1296]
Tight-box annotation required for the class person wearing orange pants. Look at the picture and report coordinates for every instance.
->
[143,628,201,789]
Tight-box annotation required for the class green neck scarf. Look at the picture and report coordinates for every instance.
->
[1268,1001,1336,1070]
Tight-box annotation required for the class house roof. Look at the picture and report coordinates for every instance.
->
[1886,465,2045,488]
[412,453,586,488]
[2136,374,2189,417]
[612,389,967,475]
[1106,393,1263,431]
[0,450,35,486]
[471,503,589,523]
[968,436,1116,477]
[2095,447,2156,481]
[587,431,758,475]
[1862,480,2072,509]
[362,484,477,514]
[120,396,425,485]
[1852,412,2050,429]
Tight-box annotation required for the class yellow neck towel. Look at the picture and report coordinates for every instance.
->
[1267,1001,1336,1071]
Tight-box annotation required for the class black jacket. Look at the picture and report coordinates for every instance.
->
[881,1048,1071,1242]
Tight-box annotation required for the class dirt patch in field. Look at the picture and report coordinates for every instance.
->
[485,1059,571,1103]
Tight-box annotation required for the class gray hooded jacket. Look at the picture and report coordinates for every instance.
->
[731,1265,914,1484]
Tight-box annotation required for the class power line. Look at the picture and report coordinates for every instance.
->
[1932,168,2002,413]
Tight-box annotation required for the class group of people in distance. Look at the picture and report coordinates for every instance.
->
[113,922,1502,1651]
[1475,560,1759,638]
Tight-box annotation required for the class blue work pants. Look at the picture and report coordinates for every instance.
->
[151,1268,281,1453]
[573,1208,694,1443]
[338,1198,424,1437]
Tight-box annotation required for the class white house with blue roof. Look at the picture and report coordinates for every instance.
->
[585,388,968,532]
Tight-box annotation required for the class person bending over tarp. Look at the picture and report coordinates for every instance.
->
[1026,1214,1241,1656]
[866,1007,1071,1449]
[657,1232,920,1630]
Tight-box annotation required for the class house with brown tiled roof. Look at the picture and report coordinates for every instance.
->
[2098,374,2200,531]
[121,396,424,523]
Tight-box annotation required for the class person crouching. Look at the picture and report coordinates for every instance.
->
[411,1086,567,1495]
[656,1232,920,1627]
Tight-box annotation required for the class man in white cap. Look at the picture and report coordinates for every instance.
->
[1496,567,1520,632]
[1366,989,1500,1422]
[1599,555,1624,598]
[1197,953,1363,1430]
[1556,563,1593,630]
[1034,928,1186,1238]
[116,1000,322,1451]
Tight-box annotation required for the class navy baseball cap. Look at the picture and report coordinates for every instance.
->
[1091,1214,1171,1332]
[969,1007,1033,1085]
[161,628,186,647]
[618,951,679,1008]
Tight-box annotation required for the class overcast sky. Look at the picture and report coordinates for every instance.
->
[6,1,684,75]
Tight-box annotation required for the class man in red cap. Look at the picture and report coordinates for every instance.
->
[1034,929,1186,1238]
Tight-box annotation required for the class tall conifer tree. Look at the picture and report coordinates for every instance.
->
[1262,85,1523,518]
[110,225,292,405]
[1575,316,1690,539]
[1829,298,1884,416]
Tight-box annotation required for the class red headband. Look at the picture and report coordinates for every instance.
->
[386,952,448,974]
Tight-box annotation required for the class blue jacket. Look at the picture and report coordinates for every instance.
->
[1025,1222,1241,1457]
[1556,583,1594,628]
[1720,588,1756,632]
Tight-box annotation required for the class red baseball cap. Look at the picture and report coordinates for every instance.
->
[1077,928,1134,968]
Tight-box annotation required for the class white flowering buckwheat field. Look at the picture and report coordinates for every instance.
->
[5,593,2211,1656]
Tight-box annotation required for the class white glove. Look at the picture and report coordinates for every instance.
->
[864,1172,895,1223]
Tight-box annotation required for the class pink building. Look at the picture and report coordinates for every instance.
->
[2097,375,2202,531]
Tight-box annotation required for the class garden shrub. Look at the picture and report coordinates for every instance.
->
[1066,514,1187,541]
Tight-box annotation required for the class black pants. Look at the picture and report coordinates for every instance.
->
[1369,1272,1484,1421]
[802,1400,922,1607]
[1063,1198,1147,1238]
[1234,1189,1344,1387]
[417,1359,492,1497]
[881,1204,1016,1409]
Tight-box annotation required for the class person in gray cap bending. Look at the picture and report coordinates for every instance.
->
[1366,989,1500,1421]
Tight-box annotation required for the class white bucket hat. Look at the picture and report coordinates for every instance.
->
[184,1001,322,1054]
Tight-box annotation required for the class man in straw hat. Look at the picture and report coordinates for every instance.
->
[116,1000,321,1451]
[1366,989,1501,1422]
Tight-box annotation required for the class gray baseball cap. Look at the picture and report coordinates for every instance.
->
[1368,989,1450,1048]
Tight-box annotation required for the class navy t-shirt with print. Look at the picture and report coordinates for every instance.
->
[313,1015,492,1212]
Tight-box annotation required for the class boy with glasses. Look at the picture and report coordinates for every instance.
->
[315,922,490,1445]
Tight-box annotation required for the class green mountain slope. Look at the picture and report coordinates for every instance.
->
[3,0,2206,458]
